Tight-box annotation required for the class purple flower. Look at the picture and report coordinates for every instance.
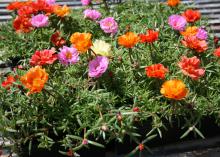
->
[196,28,208,40]
[81,0,91,6]
[31,14,49,28]
[168,15,187,31]
[89,56,109,78]
[99,17,118,35]
[58,46,79,65]
[83,9,101,21]
[46,0,56,5]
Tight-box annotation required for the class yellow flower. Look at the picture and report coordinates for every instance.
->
[160,79,188,100]
[91,40,112,56]
[54,5,70,17]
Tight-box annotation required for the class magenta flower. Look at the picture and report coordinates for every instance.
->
[46,0,56,5]
[89,56,109,78]
[196,28,208,40]
[83,9,101,21]
[168,15,187,31]
[81,0,91,6]
[31,14,49,28]
[99,17,118,35]
[58,46,79,65]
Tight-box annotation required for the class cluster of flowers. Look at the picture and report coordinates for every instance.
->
[7,0,70,33]
[2,0,220,101]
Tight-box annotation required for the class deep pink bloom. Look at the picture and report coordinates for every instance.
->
[58,46,80,65]
[83,9,101,21]
[99,17,118,35]
[168,15,187,31]
[178,56,205,80]
[196,28,208,40]
[89,56,109,78]
[81,0,91,6]
[31,14,49,28]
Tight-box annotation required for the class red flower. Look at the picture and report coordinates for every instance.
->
[214,36,219,48]
[17,5,36,17]
[1,76,16,89]
[139,144,144,151]
[30,49,58,66]
[133,107,140,112]
[7,1,27,11]
[178,56,205,80]
[67,148,73,157]
[181,36,208,53]
[50,31,66,47]
[31,0,54,14]
[145,64,168,79]
[13,16,33,33]
[139,29,159,43]
[182,9,201,23]
[214,47,220,57]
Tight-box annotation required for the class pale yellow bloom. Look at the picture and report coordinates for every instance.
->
[91,40,112,56]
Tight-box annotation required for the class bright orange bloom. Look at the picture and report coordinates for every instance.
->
[20,66,48,95]
[139,29,159,43]
[181,36,208,53]
[214,47,220,58]
[178,56,205,80]
[160,80,188,100]
[54,5,70,17]
[70,32,92,53]
[180,26,198,37]
[145,64,168,79]
[182,9,201,23]
[118,32,139,48]
[1,76,16,90]
[167,0,180,7]
[13,16,33,33]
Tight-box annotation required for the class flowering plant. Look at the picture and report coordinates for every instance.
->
[0,0,220,156]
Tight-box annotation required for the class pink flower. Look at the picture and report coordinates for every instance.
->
[46,0,56,5]
[83,9,101,21]
[31,14,49,28]
[99,17,118,35]
[178,56,205,80]
[196,28,208,40]
[58,46,80,65]
[89,56,109,78]
[81,0,91,6]
[168,15,187,31]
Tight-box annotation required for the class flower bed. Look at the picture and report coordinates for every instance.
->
[0,0,220,156]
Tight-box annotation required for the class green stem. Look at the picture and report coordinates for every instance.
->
[128,48,134,65]
[103,0,110,13]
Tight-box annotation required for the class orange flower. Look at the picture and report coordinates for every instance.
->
[13,16,33,33]
[53,5,70,17]
[214,47,220,58]
[181,36,208,53]
[145,64,168,79]
[70,32,92,53]
[167,0,180,7]
[178,56,205,80]
[180,26,198,37]
[160,80,188,100]
[20,66,48,94]
[139,29,159,43]
[182,9,201,23]
[118,32,139,48]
